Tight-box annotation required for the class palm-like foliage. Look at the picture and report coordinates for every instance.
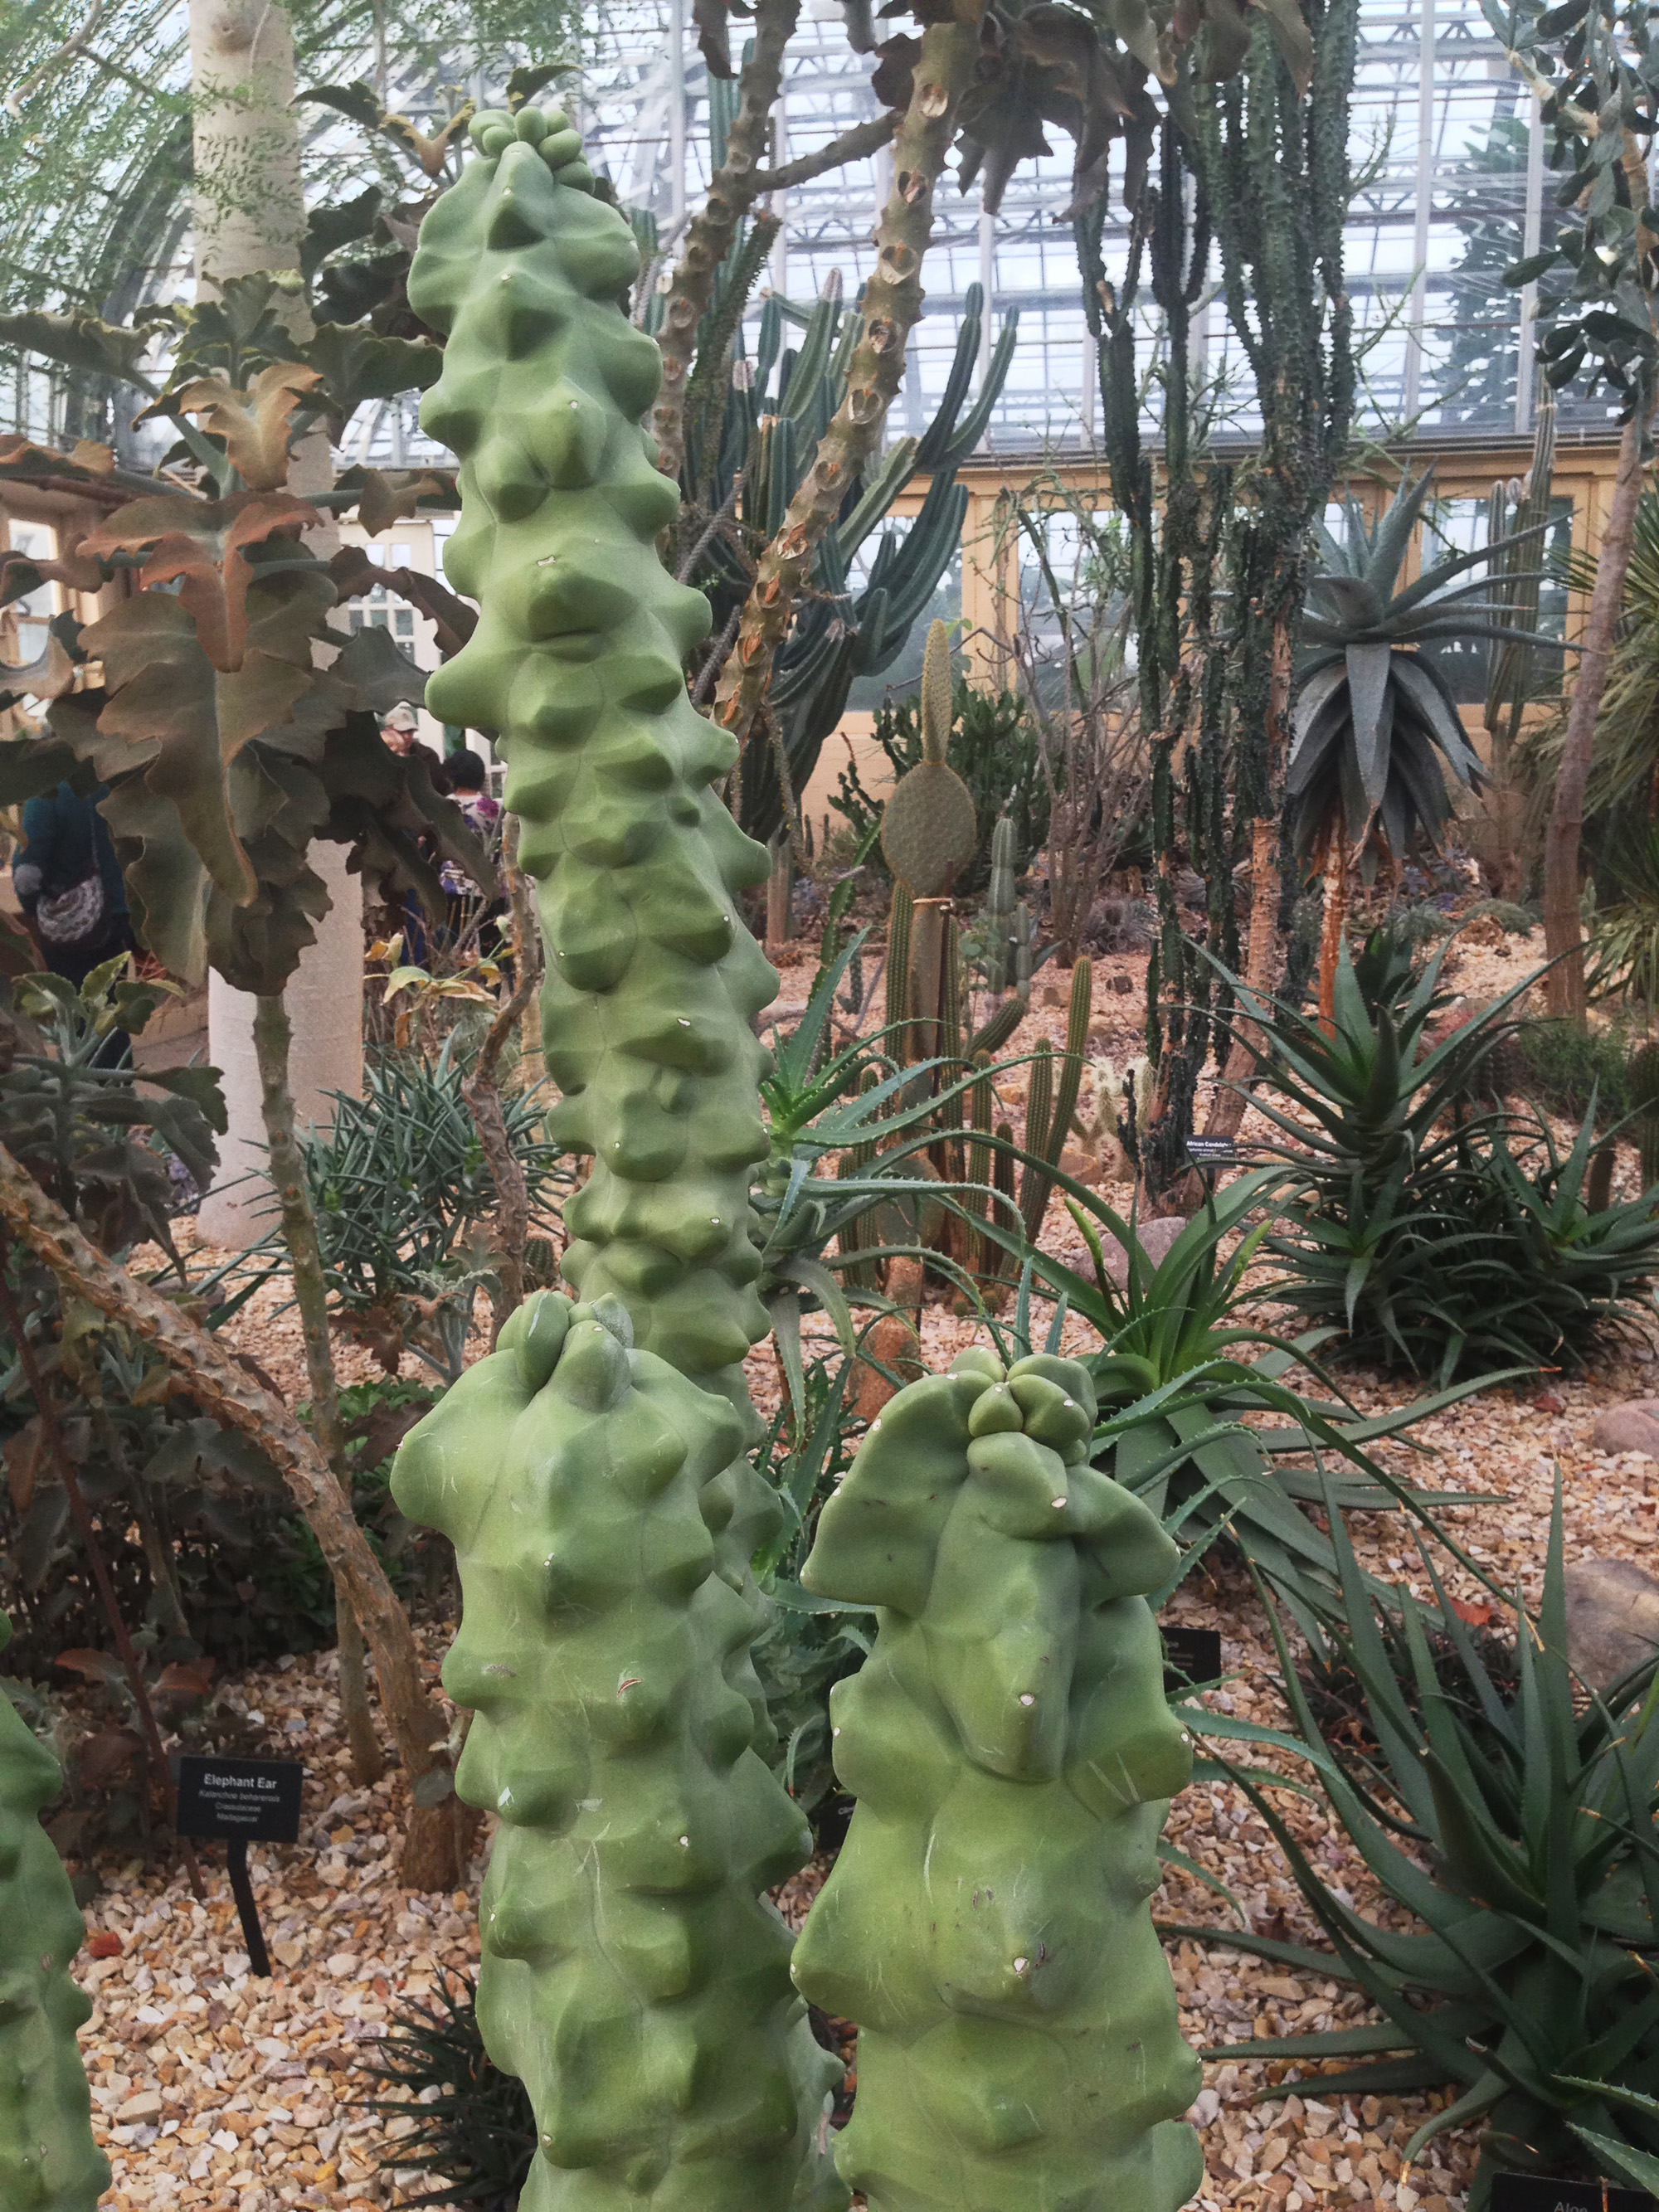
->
[1290,469,1559,870]
[1172,1496,1659,2210]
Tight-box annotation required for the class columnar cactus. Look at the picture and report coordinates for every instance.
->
[790,1348,1203,2212]
[878,620,977,899]
[408,104,776,1421]
[0,1616,109,2211]
[392,1292,844,2210]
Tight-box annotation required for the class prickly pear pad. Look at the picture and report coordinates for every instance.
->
[392,1294,846,2212]
[0,1613,109,2212]
[791,1348,1203,2212]
[407,108,776,1411]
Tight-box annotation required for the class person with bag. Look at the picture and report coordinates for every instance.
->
[12,780,133,987]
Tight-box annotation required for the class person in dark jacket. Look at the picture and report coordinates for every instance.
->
[12,781,133,987]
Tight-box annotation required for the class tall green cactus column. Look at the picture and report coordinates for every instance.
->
[0,1616,109,2211]
[393,1296,843,2209]
[399,107,846,2210]
[411,104,776,1427]
[791,1349,1204,2212]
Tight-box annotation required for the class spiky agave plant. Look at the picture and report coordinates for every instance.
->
[395,103,847,2210]
[1290,468,1562,1016]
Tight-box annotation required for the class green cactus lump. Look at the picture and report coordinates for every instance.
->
[791,1349,1203,2212]
[0,1616,109,2211]
[879,620,976,898]
[392,1292,845,2211]
[407,107,775,1409]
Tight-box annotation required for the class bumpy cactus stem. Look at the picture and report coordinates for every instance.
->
[0,1616,109,2211]
[392,1295,844,2210]
[791,1349,1202,2212]
[411,106,776,1419]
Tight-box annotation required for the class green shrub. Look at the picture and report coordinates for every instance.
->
[1515,1016,1632,1124]
[1173,1500,1659,2211]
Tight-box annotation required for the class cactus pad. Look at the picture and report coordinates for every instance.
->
[0,1615,109,2211]
[407,111,776,1407]
[392,1292,845,2212]
[791,1349,1203,2212]
[879,622,976,897]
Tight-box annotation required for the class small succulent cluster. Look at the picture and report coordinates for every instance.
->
[791,1348,1203,2212]
[392,1292,845,2210]
[0,1614,109,2211]
[466,103,598,194]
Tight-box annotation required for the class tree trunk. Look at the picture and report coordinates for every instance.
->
[1316,826,1349,1030]
[1544,409,1647,1023]
[0,1142,459,1887]
[335,1597,386,1787]
[460,825,541,1344]
[710,8,985,747]
[1204,814,1281,1140]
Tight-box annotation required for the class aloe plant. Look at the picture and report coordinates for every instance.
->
[1170,1495,1659,2210]
[0,1614,109,2211]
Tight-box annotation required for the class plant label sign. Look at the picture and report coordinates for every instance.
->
[174,1756,304,1980]
[175,1756,304,1844]
[1491,2176,1653,2212]
[1160,1626,1223,1694]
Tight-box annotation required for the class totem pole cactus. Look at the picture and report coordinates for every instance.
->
[409,104,776,1425]
[0,1616,109,2212]
[392,1294,844,2209]
[401,109,847,2210]
[791,1347,1203,2212]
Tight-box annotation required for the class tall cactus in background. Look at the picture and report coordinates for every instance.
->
[790,1348,1202,2212]
[392,1296,844,2211]
[0,1615,109,2212]
[401,109,846,2210]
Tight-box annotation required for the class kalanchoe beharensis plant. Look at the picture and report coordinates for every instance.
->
[791,1345,1203,2212]
[392,1291,845,2211]
[0,1612,109,2211]
[400,104,849,2208]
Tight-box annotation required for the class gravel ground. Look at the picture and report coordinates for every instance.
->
[69,925,1659,2210]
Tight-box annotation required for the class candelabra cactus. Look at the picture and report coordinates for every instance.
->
[392,1293,844,2210]
[791,1347,1203,2212]
[0,1615,109,2211]
[409,104,776,1419]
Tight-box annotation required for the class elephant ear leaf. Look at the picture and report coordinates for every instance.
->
[302,326,443,425]
[168,366,326,494]
[0,310,159,394]
[79,492,322,671]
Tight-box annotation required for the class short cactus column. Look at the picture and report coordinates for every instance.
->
[791,1348,1203,2212]
[0,1614,109,2211]
[392,1292,844,2208]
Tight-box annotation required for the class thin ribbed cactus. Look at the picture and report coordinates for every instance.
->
[983,815,1017,997]
[401,108,845,2210]
[1017,961,1093,1242]
[791,1349,1202,2212]
[1628,1041,1659,1190]
[392,1296,844,2210]
[0,1615,109,2212]
[879,621,977,899]
[884,885,914,1062]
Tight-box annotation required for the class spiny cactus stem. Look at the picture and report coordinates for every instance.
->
[650,0,803,481]
[887,885,914,1064]
[712,8,983,744]
[1020,1039,1056,1245]
[910,897,951,1065]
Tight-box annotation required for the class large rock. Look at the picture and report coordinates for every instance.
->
[1592,1401,1659,1458]
[1063,1213,1191,1288]
[1564,1556,1659,1694]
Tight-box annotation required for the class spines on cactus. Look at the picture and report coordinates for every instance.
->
[0,1615,109,2212]
[790,1349,1203,2212]
[392,1293,846,2212]
[879,620,977,899]
[408,104,776,1415]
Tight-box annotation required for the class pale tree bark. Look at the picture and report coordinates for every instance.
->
[0,1140,463,1889]
[711,9,985,747]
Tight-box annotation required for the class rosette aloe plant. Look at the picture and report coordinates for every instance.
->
[0,1613,109,2211]
[400,106,847,2207]
[790,1346,1203,2212]
[392,1292,844,2209]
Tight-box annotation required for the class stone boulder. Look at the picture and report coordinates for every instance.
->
[1591,1400,1659,1459]
[1564,1556,1659,1694]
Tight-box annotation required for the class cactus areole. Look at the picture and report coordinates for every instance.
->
[0,1614,109,2212]
[392,1293,845,2209]
[791,1349,1204,2212]
[408,105,776,1427]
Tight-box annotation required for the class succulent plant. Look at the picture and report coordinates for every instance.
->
[0,1614,109,2212]
[409,105,776,1417]
[1626,1038,1659,1192]
[878,620,978,898]
[790,1346,1202,2212]
[392,1292,845,2210]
